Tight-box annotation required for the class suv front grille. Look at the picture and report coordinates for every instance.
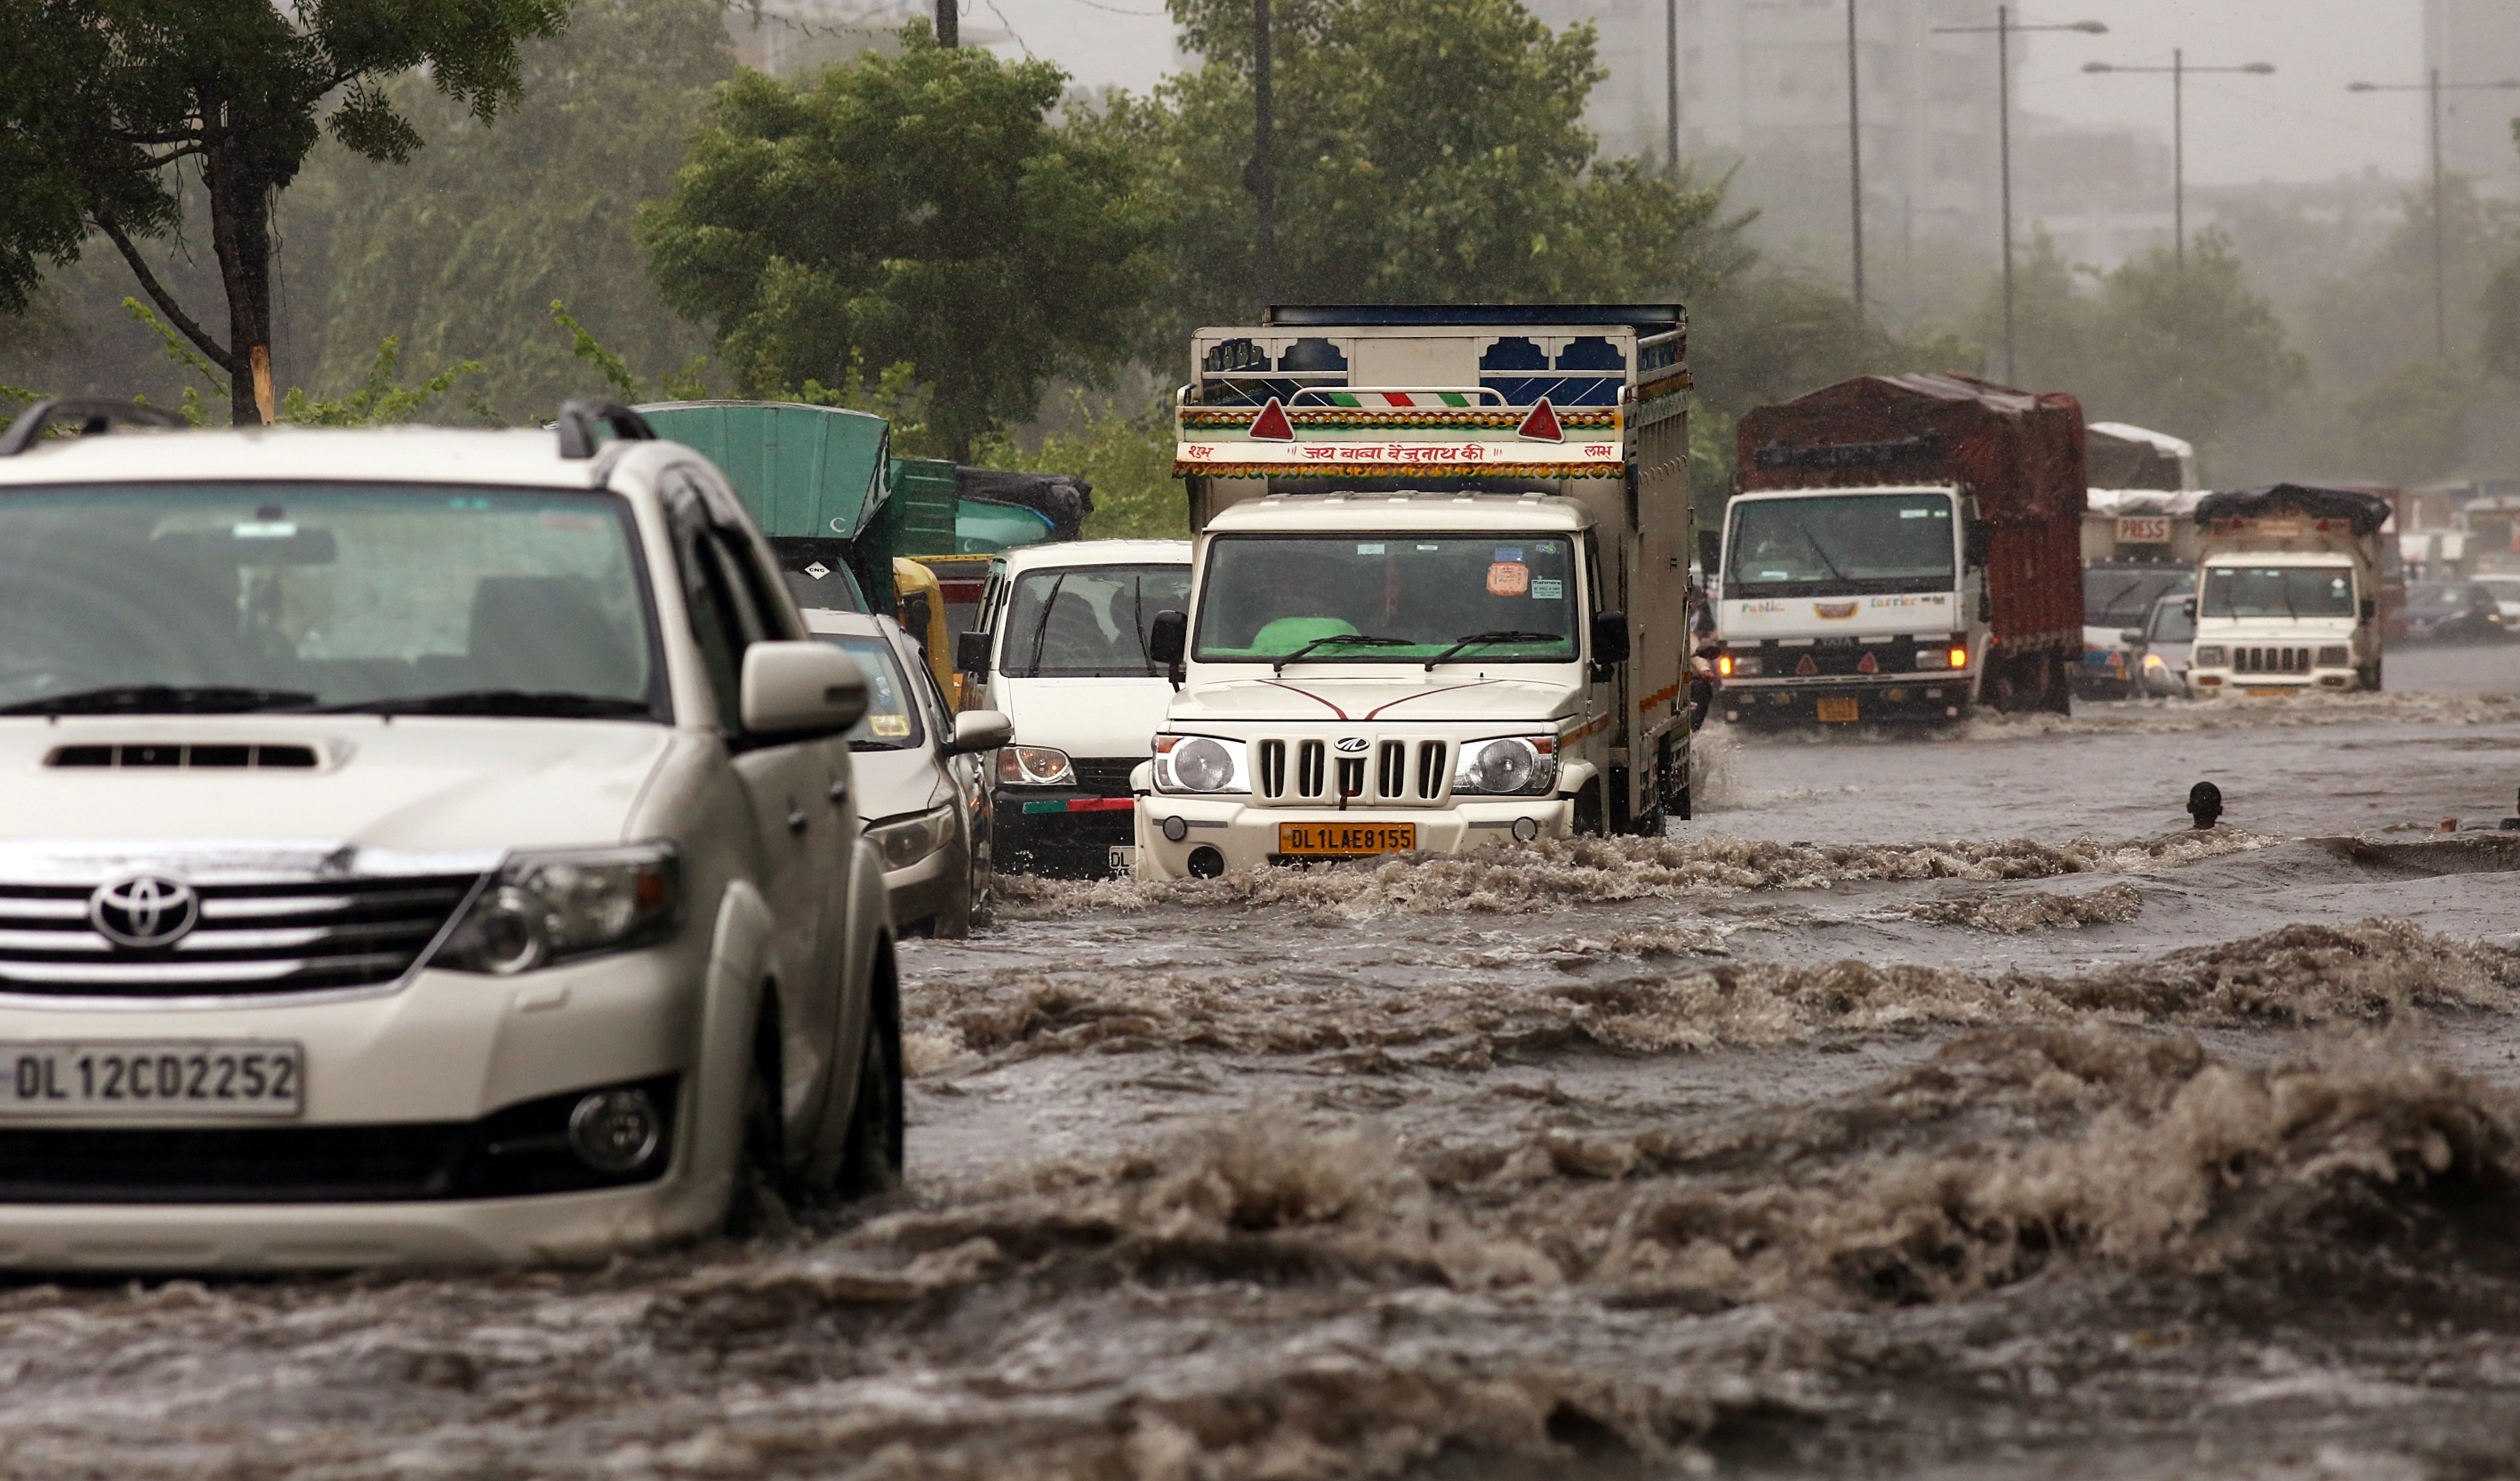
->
[0,874,481,999]
[2234,646,2312,674]
[1252,736,1452,805]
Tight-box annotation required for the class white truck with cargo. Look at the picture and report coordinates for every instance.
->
[1134,305,1695,879]
[2184,484,2391,695]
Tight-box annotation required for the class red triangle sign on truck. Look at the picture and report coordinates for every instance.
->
[1515,398,1563,442]
[1248,397,1296,441]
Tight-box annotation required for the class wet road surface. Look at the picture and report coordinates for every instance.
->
[10,691,2520,1478]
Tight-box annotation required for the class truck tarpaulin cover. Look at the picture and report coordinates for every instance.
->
[1735,372,2085,654]
[957,468,1094,543]
[2193,485,2392,538]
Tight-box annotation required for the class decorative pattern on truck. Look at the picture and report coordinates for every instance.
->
[1176,401,1625,479]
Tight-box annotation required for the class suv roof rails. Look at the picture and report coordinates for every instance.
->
[0,399,187,458]
[555,399,657,460]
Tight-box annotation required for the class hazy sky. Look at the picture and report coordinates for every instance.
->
[965,0,2434,186]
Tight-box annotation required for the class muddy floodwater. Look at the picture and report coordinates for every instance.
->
[14,692,2520,1479]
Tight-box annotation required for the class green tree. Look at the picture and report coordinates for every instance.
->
[305,0,730,423]
[2347,356,2479,484]
[0,0,570,426]
[971,391,1183,540]
[1137,0,1739,343]
[638,24,1165,460]
[1997,230,2304,447]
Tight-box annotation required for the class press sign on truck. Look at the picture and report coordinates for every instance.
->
[1136,304,1694,880]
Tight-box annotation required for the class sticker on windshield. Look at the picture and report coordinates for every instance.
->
[1356,543,1384,555]
[804,561,831,580]
[1494,548,1523,561]
[1416,543,1440,551]
[541,512,604,533]
[1488,562,1530,596]
[232,521,297,538]
[1530,577,1564,600]
[870,713,911,738]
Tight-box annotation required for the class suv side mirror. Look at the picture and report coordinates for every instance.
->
[740,640,868,736]
[956,628,992,676]
[947,710,1015,755]
[1147,608,1187,666]
[2120,628,2147,646]
[1590,609,1631,665]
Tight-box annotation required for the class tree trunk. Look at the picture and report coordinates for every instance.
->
[202,99,278,427]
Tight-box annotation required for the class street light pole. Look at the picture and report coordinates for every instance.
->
[2347,73,2520,358]
[2083,53,2274,271]
[1848,0,1865,318]
[1935,10,2107,385]
[935,0,955,46]
[1251,0,1274,316]
[1667,0,1680,178]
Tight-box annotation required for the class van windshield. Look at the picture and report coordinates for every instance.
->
[1726,494,1954,597]
[999,564,1192,678]
[2200,565,2355,619]
[1192,535,1577,663]
[0,483,662,717]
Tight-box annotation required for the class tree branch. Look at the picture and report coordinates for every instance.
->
[92,212,241,376]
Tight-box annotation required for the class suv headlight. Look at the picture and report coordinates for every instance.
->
[432,843,682,976]
[2192,646,2227,666]
[1152,734,1249,793]
[1453,736,1558,796]
[2316,646,2350,666]
[869,804,958,871]
[998,745,1074,786]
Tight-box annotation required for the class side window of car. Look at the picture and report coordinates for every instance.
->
[666,479,753,733]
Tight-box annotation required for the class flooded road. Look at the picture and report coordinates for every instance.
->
[11,691,2520,1478]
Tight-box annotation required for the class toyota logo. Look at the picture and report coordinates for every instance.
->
[90,874,199,949]
[1333,736,1369,753]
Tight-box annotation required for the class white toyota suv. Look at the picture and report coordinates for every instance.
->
[0,399,899,1268]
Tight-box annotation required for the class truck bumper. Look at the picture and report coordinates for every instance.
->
[1133,797,1574,881]
[1720,678,1972,724]
[993,793,1136,878]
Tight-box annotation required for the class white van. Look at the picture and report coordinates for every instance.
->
[958,540,1192,876]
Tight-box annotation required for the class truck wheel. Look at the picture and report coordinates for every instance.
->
[1572,781,1605,836]
[2045,653,2073,715]
[838,952,904,1200]
[1674,785,1692,821]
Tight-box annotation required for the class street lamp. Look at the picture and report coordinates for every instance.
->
[1932,8,2108,385]
[2346,72,2520,358]
[2083,54,2275,271]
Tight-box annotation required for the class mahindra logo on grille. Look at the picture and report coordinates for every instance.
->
[1333,736,1369,753]
[90,874,199,949]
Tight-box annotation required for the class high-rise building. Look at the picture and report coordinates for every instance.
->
[2425,0,2520,190]
[1521,0,2025,286]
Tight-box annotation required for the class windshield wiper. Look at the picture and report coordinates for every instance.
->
[1423,630,1563,670]
[1271,634,1411,674]
[316,689,655,719]
[1802,532,1854,586]
[0,684,318,717]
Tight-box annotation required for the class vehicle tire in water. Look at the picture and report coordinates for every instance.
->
[838,959,904,1200]
[722,1009,792,1237]
[1571,780,1605,837]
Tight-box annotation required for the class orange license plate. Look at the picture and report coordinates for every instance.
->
[1279,822,1416,857]
[1816,697,1859,723]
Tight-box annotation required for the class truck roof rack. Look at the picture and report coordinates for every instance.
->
[1262,304,1681,330]
[0,398,186,457]
[554,399,656,460]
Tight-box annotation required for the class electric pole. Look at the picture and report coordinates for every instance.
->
[1934,9,2107,385]
[2347,73,2520,358]
[935,0,955,47]
[1847,0,1864,318]
[2084,52,2274,271]
[1667,0,1680,176]
[1250,0,1274,315]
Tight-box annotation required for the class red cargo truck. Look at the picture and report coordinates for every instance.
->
[1713,372,2084,721]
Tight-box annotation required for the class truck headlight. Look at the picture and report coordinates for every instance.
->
[432,843,682,976]
[869,805,958,871]
[2193,646,2227,666]
[998,745,1074,786]
[1454,736,1558,796]
[1152,735,1249,793]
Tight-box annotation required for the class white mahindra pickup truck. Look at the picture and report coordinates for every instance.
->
[0,398,899,1268]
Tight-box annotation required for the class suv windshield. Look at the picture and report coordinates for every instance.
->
[999,564,1192,678]
[1192,535,1577,663]
[0,483,661,716]
[2200,565,2355,619]
[1725,494,1954,597]
[816,633,924,750]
